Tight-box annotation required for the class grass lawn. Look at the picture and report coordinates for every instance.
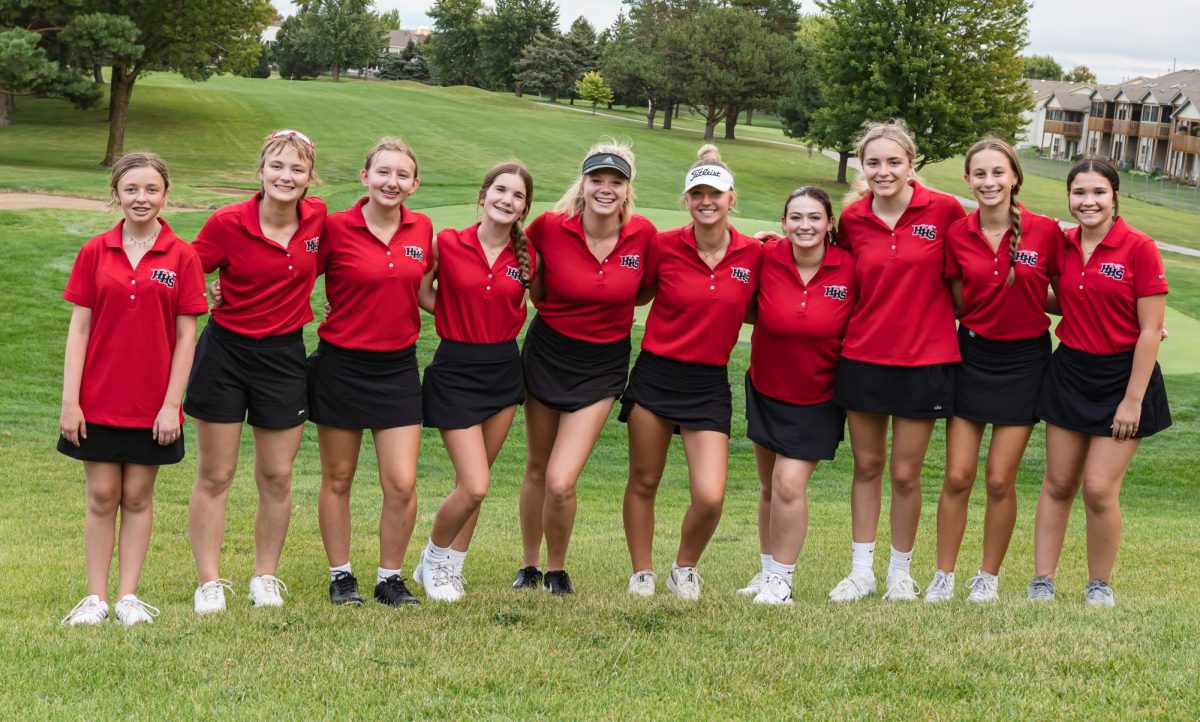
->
[2,74,1200,719]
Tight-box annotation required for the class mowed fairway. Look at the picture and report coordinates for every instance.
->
[1,75,1199,720]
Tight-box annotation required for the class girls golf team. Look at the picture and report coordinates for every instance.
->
[56,120,1171,625]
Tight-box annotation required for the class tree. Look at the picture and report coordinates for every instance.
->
[810,0,1030,181]
[274,14,323,79]
[514,32,576,102]
[477,0,558,90]
[245,43,272,78]
[1023,53,1063,80]
[575,70,613,114]
[775,14,826,144]
[294,0,394,82]
[721,0,801,139]
[602,0,701,130]
[1065,64,1097,83]
[425,0,483,86]
[659,5,796,140]
[378,41,430,81]
[564,16,598,103]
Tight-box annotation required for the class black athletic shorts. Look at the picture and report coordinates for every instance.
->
[745,373,844,461]
[308,340,422,430]
[618,350,732,435]
[834,357,955,419]
[955,326,1050,426]
[57,423,185,466]
[423,339,523,430]
[1035,343,1171,438]
[522,314,630,411]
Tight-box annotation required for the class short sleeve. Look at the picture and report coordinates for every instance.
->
[191,214,227,273]
[418,216,435,273]
[63,242,97,308]
[836,211,853,253]
[525,213,547,246]
[943,240,962,280]
[176,248,210,315]
[1132,237,1168,298]
[641,233,663,289]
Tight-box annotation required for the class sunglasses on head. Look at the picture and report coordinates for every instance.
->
[266,129,314,149]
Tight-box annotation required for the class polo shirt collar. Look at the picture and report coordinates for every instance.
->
[562,212,636,242]
[844,180,928,219]
[1067,216,1129,250]
[772,236,841,268]
[683,223,752,254]
[240,192,324,238]
[346,196,415,229]
[458,223,515,253]
[965,202,1033,237]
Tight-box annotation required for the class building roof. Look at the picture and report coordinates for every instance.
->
[1027,79,1089,103]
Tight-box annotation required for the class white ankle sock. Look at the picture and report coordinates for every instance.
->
[889,546,912,575]
[447,548,467,573]
[851,541,875,577]
[329,562,352,581]
[377,566,401,584]
[767,559,795,583]
[425,540,451,563]
[760,553,773,574]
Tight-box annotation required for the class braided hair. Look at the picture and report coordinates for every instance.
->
[478,161,534,287]
[964,138,1025,287]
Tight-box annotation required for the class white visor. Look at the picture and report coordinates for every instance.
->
[684,165,734,192]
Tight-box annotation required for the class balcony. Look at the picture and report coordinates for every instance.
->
[1044,119,1082,138]
[1172,133,1200,155]
[1089,118,1113,133]
[1112,119,1141,135]
[1138,122,1171,139]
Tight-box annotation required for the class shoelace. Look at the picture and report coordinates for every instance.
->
[965,575,996,597]
[884,574,918,599]
[61,596,105,625]
[201,579,234,603]
[260,576,289,598]
[430,562,457,588]
[450,574,465,594]
[675,568,702,590]
[1029,576,1054,597]
[1084,580,1111,599]
[331,572,357,597]
[928,573,954,596]
[117,597,161,620]
[634,571,655,585]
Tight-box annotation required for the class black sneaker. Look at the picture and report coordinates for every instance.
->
[374,575,419,606]
[329,571,363,605]
[543,570,574,596]
[512,566,543,590]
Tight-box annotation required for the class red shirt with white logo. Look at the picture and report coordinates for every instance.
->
[318,198,433,351]
[944,206,1065,341]
[528,211,657,343]
[434,223,536,344]
[191,194,325,339]
[838,182,965,366]
[640,225,761,366]
[63,219,209,427]
[1056,217,1168,355]
[750,240,856,405]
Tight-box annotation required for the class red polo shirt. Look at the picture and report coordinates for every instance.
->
[944,207,1065,341]
[433,224,536,344]
[1056,217,1168,355]
[640,225,761,366]
[838,182,964,366]
[528,211,657,343]
[317,198,433,351]
[63,219,208,427]
[750,240,856,405]
[191,194,325,339]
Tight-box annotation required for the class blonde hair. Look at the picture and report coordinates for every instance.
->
[364,136,419,177]
[844,118,919,205]
[553,138,637,223]
[965,138,1025,287]
[478,160,534,285]
[108,151,169,210]
[258,131,319,196]
[686,143,737,213]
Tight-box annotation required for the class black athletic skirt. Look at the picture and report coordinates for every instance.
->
[307,340,422,430]
[522,314,631,412]
[745,373,844,460]
[618,350,732,435]
[1035,343,1171,438]
[57,423,184,465]
[834,357,955,419]
[423,339,524,430]
[955,326,1051,425]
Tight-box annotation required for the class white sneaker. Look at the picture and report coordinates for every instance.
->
[114,594,160,626]
[924,570,955,602]
[248,574,288,608]
[828,571,876,602]
[61,595,109,626]
[752,573,793,605]
[415,550,464,602]
[736,572,768,597]
[883,569,920,601]
[628,570,657,597]
[666,566,702,601]
[194,579,233,614]
[965,573,999,603]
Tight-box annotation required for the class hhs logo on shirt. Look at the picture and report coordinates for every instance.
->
[1015,250,1039,268]
[404,246,425,263]
[620,254,640,270]
[303,237,320,253]
[823,284,848,301]
[912,224,938,241]
[730,267,751,284]
[1099,262,1126,281]
[149,268,177,288]
[506,266,522,282]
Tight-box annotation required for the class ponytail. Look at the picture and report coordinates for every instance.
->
[511,222,532,288]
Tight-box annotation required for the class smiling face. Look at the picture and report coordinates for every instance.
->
[114,166,168,226]
[861,137,914,200]
[481,171,529,228]
[582,170,629,220]
[966,148,1016,209]
[259,146,313,204]
[1069,171,1117,229]
[686,185,732,229]
[360,149,419,210]
[782,194,831,253]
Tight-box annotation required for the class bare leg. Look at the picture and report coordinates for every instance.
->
[250,424,304,576]
[675,429,730,568]
[622,404,673,572]
[978,424,1035,575]
[373,425,421,569]
[887,416,936,553]
[1033,424,1089,578]
[846,411,888,544]
[1080,437,1140,582]
[115,463,159,597]
[519,396,557,567]
[436,406,518,551]
[543,398,615,570]
[936,417,985,573]
[82,461,122,599]
[767,456,818,566]
[752,443,776,556]
[316,424,363,567]
[188,420,243,583]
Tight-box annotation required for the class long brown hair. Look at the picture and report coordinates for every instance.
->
[1067,158,1120,220]
[782,186,838,246]
[479,161,534,286]
[965,138,1025,286]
